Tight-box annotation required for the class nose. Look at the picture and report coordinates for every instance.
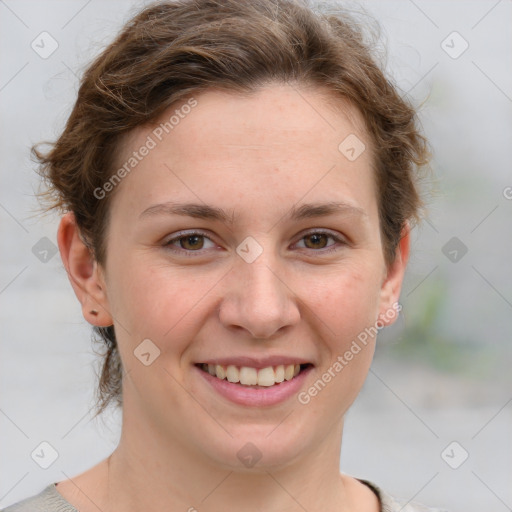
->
[218,251,301,339]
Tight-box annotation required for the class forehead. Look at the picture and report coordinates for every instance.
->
[110,83,377,224]
[119,83,371,159]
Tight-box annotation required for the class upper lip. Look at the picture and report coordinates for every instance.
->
[196,356,313,369]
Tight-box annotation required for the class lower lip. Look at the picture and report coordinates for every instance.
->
[194,365,313,407]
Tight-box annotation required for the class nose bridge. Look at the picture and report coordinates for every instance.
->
[219,237,300,338]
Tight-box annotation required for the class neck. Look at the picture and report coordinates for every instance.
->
[103,402,353,512]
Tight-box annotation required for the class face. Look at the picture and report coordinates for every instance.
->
[68,83,407,470]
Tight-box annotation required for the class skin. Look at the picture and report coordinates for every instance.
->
[56,83,409,512]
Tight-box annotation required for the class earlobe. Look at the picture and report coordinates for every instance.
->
[57,212,113,327]
[377,223,411,326]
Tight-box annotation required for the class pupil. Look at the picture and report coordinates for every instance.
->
[183,235,203,250]
[307,234,326,249]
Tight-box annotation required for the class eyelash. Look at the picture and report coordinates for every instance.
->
[162,230,347,257]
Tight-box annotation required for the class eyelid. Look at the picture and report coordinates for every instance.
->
[294,227,346,242]
[162,229,217,248]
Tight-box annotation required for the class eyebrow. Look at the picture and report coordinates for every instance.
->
[139,200,367,224]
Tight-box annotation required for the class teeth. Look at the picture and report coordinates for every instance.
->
[226,365,238,383]
[239,366,258,385]
[202,363,303,386]
[216,365,226,380]
[257,367,276,387]
[284,364,295,381]
[274,365,285,383]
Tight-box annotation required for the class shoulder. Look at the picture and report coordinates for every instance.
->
[359,479,450,512]
[1,484,78,512]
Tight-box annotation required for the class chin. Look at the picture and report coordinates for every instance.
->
[196,421,315,472]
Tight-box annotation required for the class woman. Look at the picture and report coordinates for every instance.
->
[2,0,444,510]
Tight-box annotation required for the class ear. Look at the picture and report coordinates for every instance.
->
[57,212,113,327]
[377,222,411,326]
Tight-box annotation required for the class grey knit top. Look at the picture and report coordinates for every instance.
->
[1,480,448,512]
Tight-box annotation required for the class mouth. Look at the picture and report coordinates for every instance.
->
[195,363,313,388]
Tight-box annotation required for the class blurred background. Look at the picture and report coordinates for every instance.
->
[1,1,511,511]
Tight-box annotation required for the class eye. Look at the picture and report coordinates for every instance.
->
[163,231,216,255]
[294,231,346,253]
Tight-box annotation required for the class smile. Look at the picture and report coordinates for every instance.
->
[196,363,312,388]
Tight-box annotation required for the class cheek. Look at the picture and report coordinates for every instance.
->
[106,258,221,349]
[299,267,380,412]
[301,261,383,344]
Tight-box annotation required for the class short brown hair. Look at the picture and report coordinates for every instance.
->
[33,0,430,417]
